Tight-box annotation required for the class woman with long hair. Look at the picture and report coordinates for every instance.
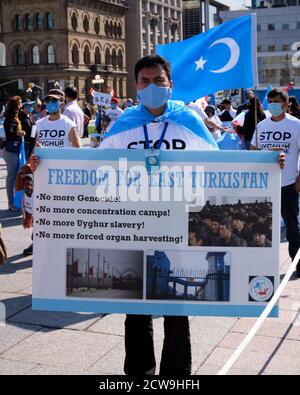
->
[288,96,300,119]
[3,96,26,211]
[236,97,266,150]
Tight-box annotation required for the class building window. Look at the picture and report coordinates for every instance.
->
[16,46,25,65]
[83,15,89,33]
[84,46,90,65]
[94,17,100,35]
[105,20,109,36]
[257,24,261,32]
[112,49,117,67]
[118,22,122,38]
[282,44,290,51]
[113,21,118,37]
[105,48,111,65]
[35,13,43,30]
[95,47,101,64]
[71,12,78,31]
[109,22,113,36]
[268,45,276,52]
[47,45,55,64]
[72,44,79,65]
[118,50,123,68]
[282,23,289,30]
[257,46,261,52]
[32,45,40,64]
[297,22,300,29]
[45,12,54,30]
[25,14,32,31]
[15,15,22,31]
[268,24,275,31]
[119,79,123,98]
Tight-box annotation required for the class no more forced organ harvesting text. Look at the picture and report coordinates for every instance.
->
[47,168,270,189]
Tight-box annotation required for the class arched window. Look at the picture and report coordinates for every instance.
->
[15,15,22,31]
[113,22,118,37]
[47,44,55,64]
[95,47,101,64]
[32,45,40,64]
[72,44,79,65]
[45,12,54,30]
[94,17,100,35]
[16,46,25,65]
[84,46,90,65]
[83,15,89,33]
[105,48,111,65]
[112,49,117,68]
[104,20,109,36]
[118,50,123,69]
[71,12,77,31]
[118,22,122,38]
[25,14,32,31]
[35,13,43,30]
[109,22,113,36]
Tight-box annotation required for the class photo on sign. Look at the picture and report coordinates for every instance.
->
[66,248,143,299]
[146,250,230,302]
[188,197,272,248]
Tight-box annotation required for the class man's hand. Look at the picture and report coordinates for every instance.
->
[17,130,26,137]
[278,152,285,170]
[29,155,40,172]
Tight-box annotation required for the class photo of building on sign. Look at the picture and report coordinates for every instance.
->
[146,251,230,302]
[66,248,143,299]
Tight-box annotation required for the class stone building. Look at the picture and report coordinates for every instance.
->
[125,0,183,99]
[0,0,128,102]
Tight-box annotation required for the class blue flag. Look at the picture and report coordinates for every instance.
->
[156,15,258,103]
[13,138,26,209]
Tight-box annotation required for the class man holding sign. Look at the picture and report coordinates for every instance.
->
[101,55,218,376]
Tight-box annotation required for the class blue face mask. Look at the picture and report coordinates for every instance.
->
[268,103,283,117]
[137,83,172,109]
[46,101,60,114]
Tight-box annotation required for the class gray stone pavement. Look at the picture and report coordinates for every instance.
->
[0,154,300,375]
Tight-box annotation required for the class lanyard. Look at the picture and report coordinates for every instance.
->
[143,122,169,150]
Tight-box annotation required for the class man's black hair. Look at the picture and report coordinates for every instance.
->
[189,226,207,242]
[64,86,78,100]
[220,219,233,231]
[268,88,288,103]
[135,55,171,83]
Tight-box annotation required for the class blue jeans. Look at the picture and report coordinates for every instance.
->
[2,148,19,208]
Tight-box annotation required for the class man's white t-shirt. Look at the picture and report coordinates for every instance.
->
[100,121,216,151]
[105,107,124,132]
[36,115,76,148]
[251,114,300,187]
[63,101,84,138]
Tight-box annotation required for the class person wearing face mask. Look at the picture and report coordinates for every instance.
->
[251,88,300,278]
[36,89,81,148]
[100,55,218,376]
[104,97,123,133]
[19,100,37,160]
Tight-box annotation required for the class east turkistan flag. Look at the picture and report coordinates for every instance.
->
[156,15,258,104]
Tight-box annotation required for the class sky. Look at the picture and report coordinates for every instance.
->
[221,0,251,10]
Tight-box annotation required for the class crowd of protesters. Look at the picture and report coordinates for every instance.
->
[189,200,273,248]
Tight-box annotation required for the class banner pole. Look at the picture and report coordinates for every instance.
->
[218,248,300,376]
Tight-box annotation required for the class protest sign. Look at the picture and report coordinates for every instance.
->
[93,92,112,107]
[32,149,280,317]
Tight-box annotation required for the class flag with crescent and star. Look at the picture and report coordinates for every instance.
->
[156,14,258,104]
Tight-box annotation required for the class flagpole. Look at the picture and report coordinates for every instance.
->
[255,87,259,149]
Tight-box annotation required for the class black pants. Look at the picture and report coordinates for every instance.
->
[281,183,300,269]
[124,315,191,376]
